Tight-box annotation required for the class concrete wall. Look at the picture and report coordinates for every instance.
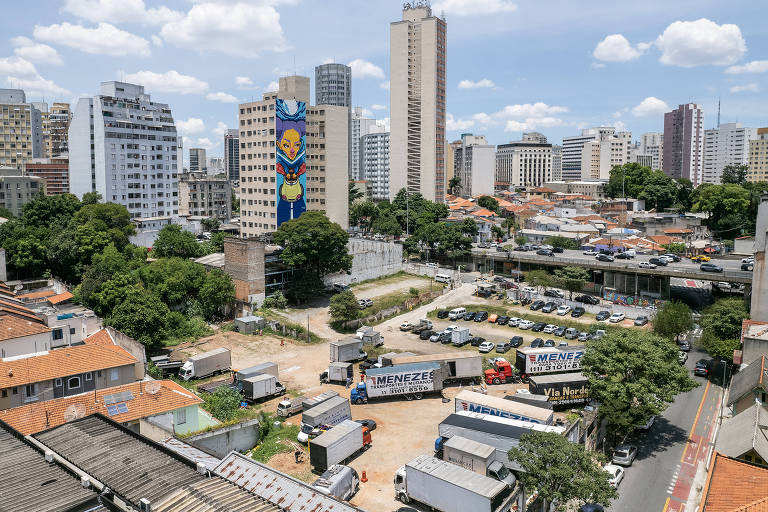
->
[752,194,768,322]
[185,418,260,458]
[106,327,147,380]
[224,238,266,303]
[325,239,404,286]
[743,338,768,368]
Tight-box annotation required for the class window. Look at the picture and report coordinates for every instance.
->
[110,368,119,381]
[55,378,62,387]
[24,384,37,398]
[67,377,80,389]
[52,329,63,340]
[12,387,17,395]
[84,372,93,381]
[1,389,6,398]
[177,408,187,425]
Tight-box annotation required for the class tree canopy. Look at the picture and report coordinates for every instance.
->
[700,298,749,362]
[546,235,579,250]
[692,183,752,239]
[604,163,679,210]
[652,301,693,342]
[476,195,500,214]
[329,290,359,323]
[721,164,748,186]
[152,224,203,259]
[553,266,590,299]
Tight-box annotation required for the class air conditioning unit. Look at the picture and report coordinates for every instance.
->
[139,498,151,512]
[44,450,54,463]
[196,462,207,475]
[80,476,90,488]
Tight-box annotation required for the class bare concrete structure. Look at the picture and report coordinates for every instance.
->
[752,193,768,322]
[223,237,266,305]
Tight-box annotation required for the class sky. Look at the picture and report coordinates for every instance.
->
[1,0,767,157]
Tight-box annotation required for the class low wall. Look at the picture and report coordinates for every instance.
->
[185,418,260,458]
[326,239,404,286]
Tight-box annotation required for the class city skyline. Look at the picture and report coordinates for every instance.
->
[1,0,767,157]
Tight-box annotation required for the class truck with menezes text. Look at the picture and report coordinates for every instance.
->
[514,345,585,378]
[351,362,446,404]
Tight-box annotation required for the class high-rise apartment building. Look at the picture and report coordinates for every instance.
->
[360,131,390,200]
[49,103,71,157]
[189,148,206,173]
[663,103,704,186]
[581,131,632,180]
[522,132,547,144]
[23,158,69,195]
[496,138,553,189]
[0,166,44,216]
[390,2,446,202]
[237,76,348,237]
[748,128,768,183]
[315,63,352,107]
[445,139,458,184]
[178,171,232,220]
[561,127,615,181]
[637,132,663,170]
[0,89,44,169]
[551,145,562,181]
[224,129,240,183]
[452,134,494,197]
[350,106,380,180]
[69,81,179,218]
[702,122,756,184]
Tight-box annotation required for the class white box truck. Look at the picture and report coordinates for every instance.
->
[320,362,353,384]
[450,327,471,345]
[309,419,371,472]
[298,395,352,443]
[350,362,446,404]
[330,339,367,363]
[302,390,339,411]
[394,455,514,512]
[442,436,516,487]
[454,390,554,425]
[311,464,360,502]
[235,362,279,381]
[390,352,482,383]
[241,374,286,401]
[179,348,231,380]
[276,395,306,417]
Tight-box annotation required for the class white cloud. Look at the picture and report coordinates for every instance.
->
[61,0,183,25]
[655,19,746,67]
[266,80,279,91]
[11,37,63,65]
[591,62,606,69]
[631,96,670,117]
[235,76,257,89]
[371,104,386,111]
[0,56,69,97]
[446,113,475,131]
[613,120,627,132]
[730,83,760,93]
[176,118,206,135]
[160,3,286,57]
[380,80,390,90]
[493,103,568,118]
[151,35,163,46]
[432,0,516,16]
[121,70,208,94]
[458,78,495,89]
[725,60,768,74]
[34,22,151,57]
[504,117,564,132]
[376,117,390,132]
[212,121,229,137]
[195,137,219,150]
[361,108,374,117]
[593,34,648,62]
[452,102,569,133]
[348,59,385,79]
[206,91,238,103]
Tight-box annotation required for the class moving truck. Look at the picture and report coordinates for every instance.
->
[298,395,352,443]
[330,339,367,363]
[514,346,586,376]
[320,362,353,384]
[350,362,446,404]
[309,420,371,472]
[179,348,231,380]
[394,455,514,512]
[276,395,306,417]
[302,391,339,411]
[389,352,482,383]
[528,373,591,407]
[412,319,433,334]
[312,464,360,502]
[442,436,516,487]
[235,362,278,382]
[241,374,286,401]
[454,390,553,425]
[360,330,383,347]
[451,327,471,345]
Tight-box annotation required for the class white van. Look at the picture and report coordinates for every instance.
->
[449,307,466,320]
[435,273,452,284]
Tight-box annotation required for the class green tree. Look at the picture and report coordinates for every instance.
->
[91,272,137,317]
[201,218,221,232]
[652,301,693,342]
[721,164,749,185]
[675,178,694,212]
[476,195,500,214]
[137,258,207,309]
[553,266,589,299]
[514,235,528,246]
[581,330,696,438]
[700,298,749,361]
[692,184,751,239]
[526,269,552,292]
[0,206,13,219]
[105,286,170,351]
[508,431,617,511]
[501,216,517,237]
[702,336,741,362]
[273,211,352,280]
[662,242,686,254]
[605,163,679,210]
[637,171,679,210]
[490,225,504,240]
[371,213,402,236]
[202,386,242,421]
[231,190,240,214]
[329,290,359,323]
[545,235,579,250]
[198,269,235,321]
[262,291,288,309]
[151,224,203,259]
[447,176,462,196]
[20,193,81,227]
[350,201,376,231]
[348,180,364,205]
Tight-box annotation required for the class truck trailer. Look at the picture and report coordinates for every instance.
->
[309,420,371,472]
[394,455,514,512]
[241,374,286,402]
[302,390,339,411]
[442,436,516,487]
[330,339,367,363]
[514,346,586,376]
[388,352,482,383]
[298,395,352,443]
[235,362,279,382]
[350,362,446,404]
[179,348,231,380]
[320,362,353,384]
[528,373,591,407]
[454,390,553,425]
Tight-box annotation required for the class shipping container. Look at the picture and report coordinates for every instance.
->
[235,362,278,382]
[302,391,339,412]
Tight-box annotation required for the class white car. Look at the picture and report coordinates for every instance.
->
[609,313,626,323]
[478,341,495,353]
[518,320,535,330]
[583,249,598,256]
[399,321,414,331]
[522,286,536,294]
[556,305,571,316]
[425,262,439,269]
[638,262,657,269]
[659,255,674,263]
[445,325,459,332]
[507,317,521,327]
[543,324,557,334]
[604,464,625,488]
[742,256,755,263]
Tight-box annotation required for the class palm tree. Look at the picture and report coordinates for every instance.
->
[448,176,462,196]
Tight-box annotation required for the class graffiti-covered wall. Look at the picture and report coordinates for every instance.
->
[275,99,307,226]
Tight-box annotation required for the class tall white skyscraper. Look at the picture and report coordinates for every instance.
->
[350,107,380,180]
[581,131,632,180]
[360,131,390,200]
[390,1,446,202]
[69,81,179,218]
[224,128,240,183]
[702,123,757,184]
[638,132,663,170]
[561,127,615,181]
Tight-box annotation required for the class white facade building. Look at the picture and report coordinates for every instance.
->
[69,82,179,218]
[702,122,757,184]
[496,139,553,188]
[360,131,390,201]
[454,134,494,197]
[350,106,381,180]
[581,131,632,180]
[561,127,615,181]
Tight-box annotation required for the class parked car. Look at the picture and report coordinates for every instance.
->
[648,257,668,266]
[596,310,610,321]
[564,328,579,340]
[556,305,572,316]
[694,359,710,377]
[609,312,625,323]
[604,464,625,488]
[543,339,556,347]
[487,314,498,323]
[463,311,476,321]
[678,351,688,364]
[518,320,535,330]
[583,249,598,256]
[537,249,554,256]
[700,263,723,273]
[638,261,657,269]
[530,300,545,311]
[507,317,521,327]
[577,332,592,342]
[439,332,453,344]
[576,294,600,305]
[478,341,495,353]
[354,418,377,431]
[742,262,754,271]
[497,315,509,325]
[612,445,638,466]
[474,311,489,322]
[742,256,756,263]
[470,336,486,347]
[596,253,614,262]
[541,302,556,313]
[691,255,711,262]
[662,253,682,262]
[571,306,585,318]
[678,339,691,352]
[554,326,567,337]
[399,321,414,331]
[615,252,632,260]
[419,329,434,340]
[544,289,564,298]
[522,286,536,294]
[429,332,441,343]
[552,246,564,253]
[634,316,649,326]
[532,322,547,332]
[509,336,523,348]
[530,338,544,348]
[543,324,557,334]
[659,255,674,264]
[496,341,513,353]
[437,309,449,319]
[558,341,569,347]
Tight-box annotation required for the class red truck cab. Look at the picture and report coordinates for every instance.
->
[362,426,372,447]
[484,360,517,385]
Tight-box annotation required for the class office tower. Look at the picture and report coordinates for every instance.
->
[522,132,547,144]
[390,1,447,202]
[444,140,456,185]
[496,137,553,189]
[224,129,240,182]
[580,131,632,180]
[207,157,224,175]
[663,103,704,186]
[237,75,348,237]
[350,107,380,180]
[24,157,69,195]
[178,171,232,220]
[551,145,562,181]
[0,89,44,169]
[748,128,768,183]
[702,123,756,184]
[189,148,206,172]
[315,63,352,107]
[561,127,615,181]
[69,81,180,218]
[360,131,390,200]
[638,132,663,170]
[453,134,495,197]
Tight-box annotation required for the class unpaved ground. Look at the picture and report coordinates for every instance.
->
[351,274,433,299]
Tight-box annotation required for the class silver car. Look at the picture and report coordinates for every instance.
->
[612,444,637,466]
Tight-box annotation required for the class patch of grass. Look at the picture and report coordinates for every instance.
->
[363,345,404,361]
[349,270,410,288]
[331,284,439,333]
[250,418,301,463]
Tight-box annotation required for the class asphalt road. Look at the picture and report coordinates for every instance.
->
[607,349,722,512]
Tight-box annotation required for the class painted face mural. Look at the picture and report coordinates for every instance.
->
[275,99,307,226]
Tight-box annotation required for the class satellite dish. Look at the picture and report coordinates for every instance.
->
[14,285,22,291]
[63,404,86,422]
[145,381,161,395]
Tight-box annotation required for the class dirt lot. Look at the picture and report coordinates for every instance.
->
[351,273,433,300]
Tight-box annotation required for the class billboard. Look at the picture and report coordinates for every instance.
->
[275,99,307,226]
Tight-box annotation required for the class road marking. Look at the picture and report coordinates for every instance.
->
[680,380,711,463]
[663,497,670,512]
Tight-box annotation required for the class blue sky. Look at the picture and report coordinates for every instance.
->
[1,0,767,157]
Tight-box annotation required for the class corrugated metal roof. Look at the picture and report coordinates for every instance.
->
[160,437,222,471]
[153,478,282,512]
[406,454,507,498]
[444,435,496,458]
[311,419,361,448]
[215,452,366,512]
